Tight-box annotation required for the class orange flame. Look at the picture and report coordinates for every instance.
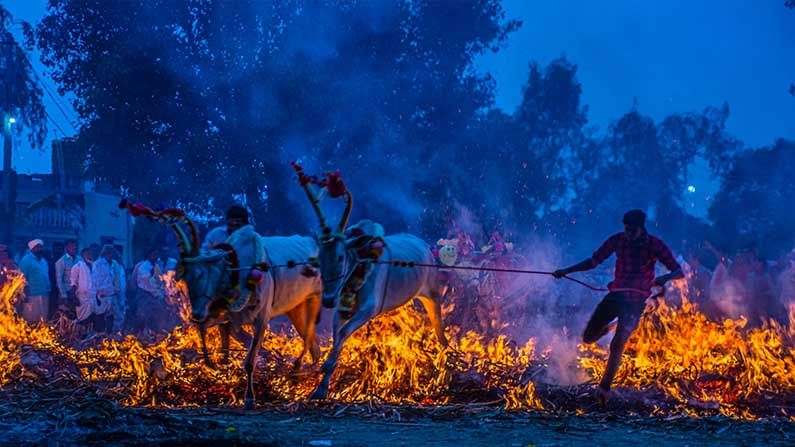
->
[1,269,793,418]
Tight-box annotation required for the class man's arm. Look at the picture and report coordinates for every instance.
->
[653,239,684,286]
[553,235,617,278]
[69,264,79,294]
[55,259,66,297]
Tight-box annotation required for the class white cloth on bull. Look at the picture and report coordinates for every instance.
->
[70,260,96,322]
[223,224,266,311]
[202,226,229,251]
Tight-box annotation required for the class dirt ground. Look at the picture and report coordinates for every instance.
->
[2,394,793,447]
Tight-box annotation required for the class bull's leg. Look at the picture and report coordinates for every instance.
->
[286,302,309,370]
[287,295,323,371]
[417,295,449,347]
[198,324,215,368]
[304,294,322,363]
[243,316,267,410]
[309,304,375,400]
[231,324,253,347]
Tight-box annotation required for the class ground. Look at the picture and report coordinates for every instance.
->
[2,387,793,446]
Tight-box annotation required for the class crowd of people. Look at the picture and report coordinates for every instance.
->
[0,238,180,337]
[678,241,794,327]
[2,223,793,339]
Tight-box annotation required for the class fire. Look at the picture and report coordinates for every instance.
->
[1,269,793,419]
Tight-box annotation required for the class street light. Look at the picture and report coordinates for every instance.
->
[7,117,15,125]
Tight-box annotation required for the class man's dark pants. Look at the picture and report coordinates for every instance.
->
[583,291,647,391]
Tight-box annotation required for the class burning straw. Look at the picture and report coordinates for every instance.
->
[0,271,794,419]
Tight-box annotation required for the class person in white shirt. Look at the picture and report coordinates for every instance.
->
[111,247,127,332]
[93,245,123,333]
[54,239,78,315]
[131,248,165,334]
[18,239,51,323]
[70,248,97,327]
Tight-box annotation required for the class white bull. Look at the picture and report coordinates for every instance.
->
[289,165,448,400]
[310,225,449,399]
[120,201,321,409]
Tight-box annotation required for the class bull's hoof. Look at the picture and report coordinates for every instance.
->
[244,398,256,410]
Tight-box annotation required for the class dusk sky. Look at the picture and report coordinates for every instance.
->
[4,0,794,218]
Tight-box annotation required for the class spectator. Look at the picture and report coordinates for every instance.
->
[70,248,97,329]
[131,248,166,334]
[54,239,78,317]
[0,244,17,288]
[18,239,51,323]
[158,246,178,274]
[93,245,123,333]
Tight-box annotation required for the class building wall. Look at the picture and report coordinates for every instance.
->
[82,192,133,267]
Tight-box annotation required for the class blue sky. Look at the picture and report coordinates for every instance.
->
[476,0,794,147]
[4,0,794,217]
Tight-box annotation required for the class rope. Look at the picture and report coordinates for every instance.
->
[374,260,658,297]
[228,258,660,298]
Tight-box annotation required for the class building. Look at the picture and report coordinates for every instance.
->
[0,138,133,266]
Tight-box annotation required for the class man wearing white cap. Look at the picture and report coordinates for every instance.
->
[18,239,51,323]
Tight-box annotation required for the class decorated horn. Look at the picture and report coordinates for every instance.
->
[171,223,192,257]
[184,216,200,257]
[119,198,196,257]
[338,191,353,233]
[291,162,330,232]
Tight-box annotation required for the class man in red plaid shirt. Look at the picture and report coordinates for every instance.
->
[553,209,683,404]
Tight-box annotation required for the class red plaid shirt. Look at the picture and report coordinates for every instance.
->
[591,231,680,299]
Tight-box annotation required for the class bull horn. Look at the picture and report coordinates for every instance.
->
[292,162,330,232]
[337,191,353,233]
[171,223,192,258]
[119,197,200,256]
[184,217,200,256]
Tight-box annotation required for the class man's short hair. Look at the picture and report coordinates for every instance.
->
[226,205,249,221]
[623,209,647,228]
[65,239,77,246]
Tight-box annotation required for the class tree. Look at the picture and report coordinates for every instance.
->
[0,6,46,148]
[709,139,795,258]
[35,0,520,235]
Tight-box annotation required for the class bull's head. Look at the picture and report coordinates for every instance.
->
[180,243,241,323]
[119,199,240,323]
[292,162,353,307]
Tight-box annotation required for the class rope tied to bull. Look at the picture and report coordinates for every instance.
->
[375,259,661,297]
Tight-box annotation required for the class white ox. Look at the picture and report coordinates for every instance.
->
[290,165,449,400]
[120,201,321,409]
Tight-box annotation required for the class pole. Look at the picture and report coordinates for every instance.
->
[1,40,15,245]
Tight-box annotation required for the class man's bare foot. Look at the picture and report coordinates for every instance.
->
[595,386,611,406]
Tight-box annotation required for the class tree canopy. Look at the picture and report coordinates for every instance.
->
[32,0,795,259]
[0,5,46,148]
